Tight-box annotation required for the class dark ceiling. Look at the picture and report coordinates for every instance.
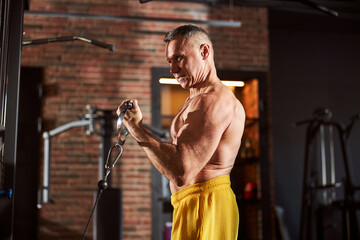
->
[226,0,360,20]
[140,0,360,22]
[140,0,360,32]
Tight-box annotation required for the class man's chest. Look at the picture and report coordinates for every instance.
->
[170,102,191,143]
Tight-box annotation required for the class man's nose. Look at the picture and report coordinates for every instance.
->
[170,63,179,74]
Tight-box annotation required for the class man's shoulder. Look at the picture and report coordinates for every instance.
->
[198,83,234,101]
[206,85,241,108]
[191,89,242,117]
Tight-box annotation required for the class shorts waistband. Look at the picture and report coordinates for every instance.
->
[171,175,231,206]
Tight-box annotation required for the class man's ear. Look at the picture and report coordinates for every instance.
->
[200,43,210,60]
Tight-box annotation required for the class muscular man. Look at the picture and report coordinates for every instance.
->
[118,24,245,240]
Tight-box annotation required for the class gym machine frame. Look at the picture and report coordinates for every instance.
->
[296,109,360,240]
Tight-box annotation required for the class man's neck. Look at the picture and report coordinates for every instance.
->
[190,79,220,99]
[189,69,219,98]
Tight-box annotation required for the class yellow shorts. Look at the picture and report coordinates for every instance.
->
[170,175,239,240]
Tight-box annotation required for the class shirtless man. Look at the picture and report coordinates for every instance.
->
[118,24,245,240]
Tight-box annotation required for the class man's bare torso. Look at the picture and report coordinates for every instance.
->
[169,82,245,193]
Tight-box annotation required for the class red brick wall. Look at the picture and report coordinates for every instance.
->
[22,1,268,239]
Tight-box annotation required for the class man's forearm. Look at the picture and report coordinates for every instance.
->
[129,122,183,185]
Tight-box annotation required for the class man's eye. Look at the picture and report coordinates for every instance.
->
[176,56,182,61]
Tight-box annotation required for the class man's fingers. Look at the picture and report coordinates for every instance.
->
[117,99,136,116]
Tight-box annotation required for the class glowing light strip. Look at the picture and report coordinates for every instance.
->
[159,78,244,87]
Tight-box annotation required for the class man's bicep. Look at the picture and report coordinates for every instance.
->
[177,107,227,161]
[175,122,221,180]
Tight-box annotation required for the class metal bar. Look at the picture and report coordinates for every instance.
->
[329,125,336,201]
[300,121,319,240]
[0,0,10,125]
[99,111,114,186]
[22,35,115,52]
[333,122,359,239]
[42,132,51,203]
[300,0,338,17]
[48,120,91,137]
[319,124,328,204]
[257,73,273,240]
[41,119,91,204]
[144,123,169,140]
[2,0,25,238]
[24,10,241,27]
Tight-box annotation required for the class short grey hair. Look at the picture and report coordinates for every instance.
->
[164,24,212,45]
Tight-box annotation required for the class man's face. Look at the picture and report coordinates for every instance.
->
[165,36,205,89]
